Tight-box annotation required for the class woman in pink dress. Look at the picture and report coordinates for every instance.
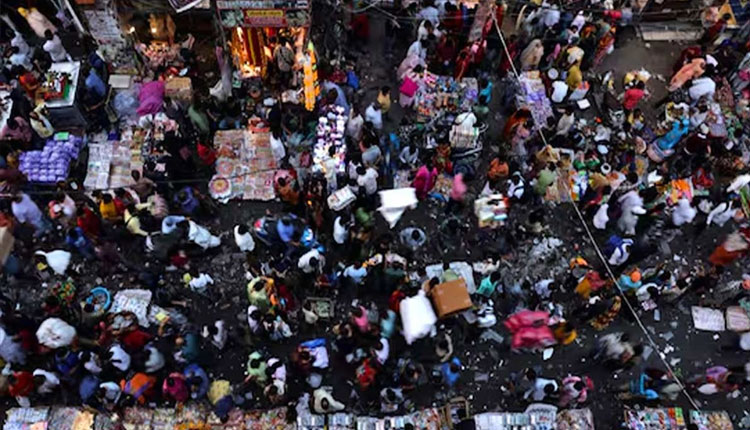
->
[412,160,438,200]
[668,57,705,91]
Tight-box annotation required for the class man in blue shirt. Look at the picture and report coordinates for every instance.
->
[321,80,350,114]
[85,66,107,99]
[276,216,295,243]
[441,357,462,388]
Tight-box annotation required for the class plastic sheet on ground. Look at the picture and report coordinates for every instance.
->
[691,306,726,332]
[4,407,49,430]
[111,289,153,327]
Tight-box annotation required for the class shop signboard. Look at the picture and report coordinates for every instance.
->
[220,7,310,27]
[217,0,308,9]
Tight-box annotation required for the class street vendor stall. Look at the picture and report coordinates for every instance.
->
[217,0,311,79]
[689,410,734,430]
[208,125,278,202]
[624,407,687,430]
[81,0,138,74]
[313,106,347,175]
[82,113,181,190]
[414,74,478,122]
[474,404,558,430]
[18,133,83,184]
[516,71,554,133]
[42,61,87,129]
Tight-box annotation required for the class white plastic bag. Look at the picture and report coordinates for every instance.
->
[400,290,437,345]
[36,318,76,348]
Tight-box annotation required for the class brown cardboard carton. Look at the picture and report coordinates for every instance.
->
[432,279,472,318]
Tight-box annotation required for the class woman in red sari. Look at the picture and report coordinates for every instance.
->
[593,27,616,68]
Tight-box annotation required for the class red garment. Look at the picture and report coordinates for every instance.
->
[19,72,39,98]
[162,373,189,402]
[437,40,457,64]
[113,198,126,215]
[504,310,556,350]
[351,14,370,40]
[197,143,217,166]
[276,283,296,310]
[170,253,189,268]
[622,88,645,110]
[121,329,152,352]
[77,207,101,238]
[692,167,714,189]
[9,371,34,397]
[17,329,38,353]
[389,290,406,313]
[704,19,726,42]
[443,10,463,34]
[356,358,377,389]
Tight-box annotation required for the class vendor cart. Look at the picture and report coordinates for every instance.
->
[450,112,487,179]
[43,62,88,129]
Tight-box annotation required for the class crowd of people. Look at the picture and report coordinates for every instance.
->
[1,0,750,425]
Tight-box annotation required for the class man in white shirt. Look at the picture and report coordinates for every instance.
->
[407,39,426,60]
[357,166,379,196]
[417,20,442,41]
[98,381,122,405]
[346,106,365,143]
[11,32,30,55]
[416,0,440,26]
[43,30,69,63]
[11,193,50,236]
[525,376,559,401]
[372,338,390,364]
[9,47,32,70]
[364,102,383,131]
[298,248,324,273]
[688,76,716,103]
[32,369,60,394]
[333,215,350,244]
[107,344,131,372]
[556,106,575,136]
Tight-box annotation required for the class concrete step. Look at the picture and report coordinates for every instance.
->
[638,22,702,41]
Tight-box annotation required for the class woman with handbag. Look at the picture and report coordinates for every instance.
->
[399,65,425,108]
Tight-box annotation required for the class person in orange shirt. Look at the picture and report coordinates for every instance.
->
[120,372,157,405]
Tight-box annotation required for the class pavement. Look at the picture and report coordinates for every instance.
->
[3,13,750,430]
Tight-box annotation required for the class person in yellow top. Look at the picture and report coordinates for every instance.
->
[377,86,391,116]
[566,61,583,90]
[98,193,120,221]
